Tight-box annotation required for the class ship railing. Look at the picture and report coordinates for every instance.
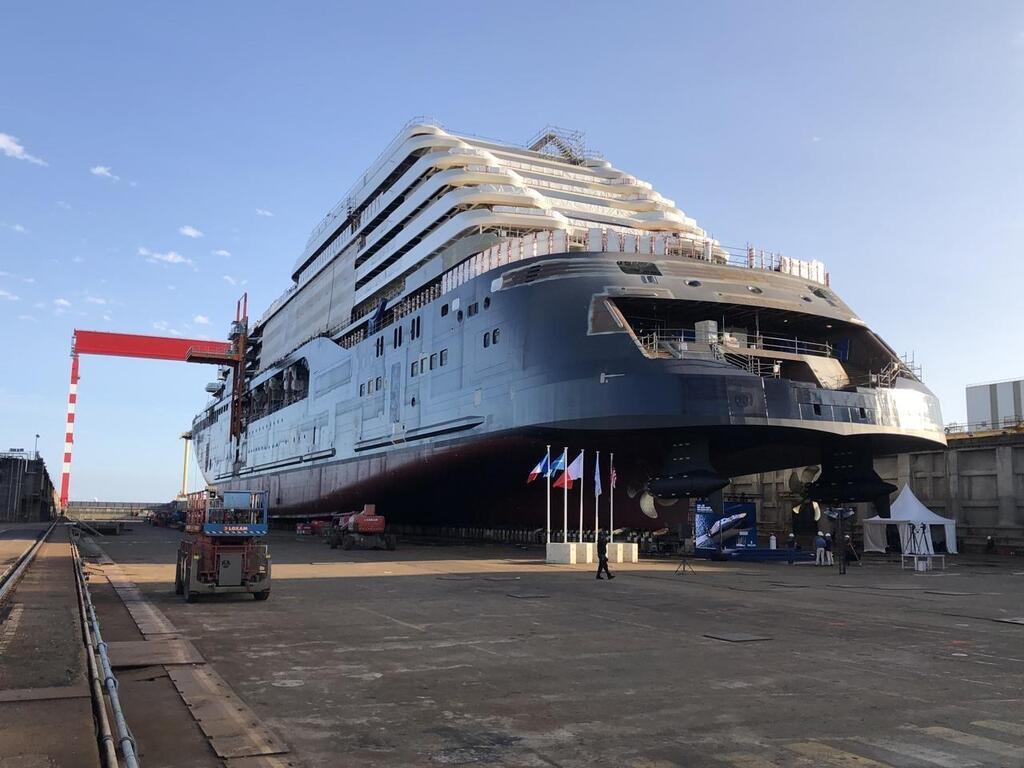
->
[944,417,1024,434]
[441,227,829,296]
[637,329,833,360]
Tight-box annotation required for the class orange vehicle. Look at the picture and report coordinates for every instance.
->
[328,504,397,551]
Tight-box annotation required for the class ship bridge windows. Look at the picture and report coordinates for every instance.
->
[617,261,662,276]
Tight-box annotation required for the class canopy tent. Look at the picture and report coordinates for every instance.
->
[862,485,958,555]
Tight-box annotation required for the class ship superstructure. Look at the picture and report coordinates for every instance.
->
[192,122,945,527]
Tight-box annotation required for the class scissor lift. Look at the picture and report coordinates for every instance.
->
[175,489,271,602]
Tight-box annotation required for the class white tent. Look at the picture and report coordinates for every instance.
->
[862,485,958,555]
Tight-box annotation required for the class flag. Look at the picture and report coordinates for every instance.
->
[550,452,566,473]
[594,452,602,497]
[527,453,549,484]
[610,460,617,490]
[554,450,584,490]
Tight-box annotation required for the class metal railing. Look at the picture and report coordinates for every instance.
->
[944,417,1024,434]
[637,329,833,360]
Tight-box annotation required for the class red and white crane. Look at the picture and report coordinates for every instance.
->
[59,295,249,509]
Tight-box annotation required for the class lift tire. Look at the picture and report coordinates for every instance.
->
[184,570,198,603]
[253,590,270,601]
[341,535,354,550]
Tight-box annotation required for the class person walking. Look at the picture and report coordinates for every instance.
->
[824,533,834,566]
[787,532,797,565]
[596,531,614,580]
[814,531,827,566]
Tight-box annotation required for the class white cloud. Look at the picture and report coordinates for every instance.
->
[212,249,231,258]
[86,296,107,305]
[255,208,274,217]
[72,255,85,263]
[179,225,204,239]
[57,200,72,210]
[32,301,45,309]
[193,314,211,325]
[811,136,822,143]
[0,133,47,166]
[22,276,35,283]
[0,289,20,301]
[53,297,71,307]
[10,224,27,234]
[17,314,36,321]
[102,314,112,322]
[222,275,237,286]
[139,246,193,266]
[90,165,120,181]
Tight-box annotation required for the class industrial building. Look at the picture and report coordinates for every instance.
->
[965,376,1024,430]
[0,450,57,523]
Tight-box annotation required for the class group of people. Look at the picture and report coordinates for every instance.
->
[813,531,835,566]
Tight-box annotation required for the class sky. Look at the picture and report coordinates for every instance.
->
[1,1,1022,502]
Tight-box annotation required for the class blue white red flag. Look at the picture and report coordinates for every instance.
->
[554,450,584,490]
[527,453,549,484]
[610,460,617,489]
[550,452,566,474]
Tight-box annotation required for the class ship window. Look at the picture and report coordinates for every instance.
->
[410,316,421,340]
[411,361,418,377]
[430,353,437,370]
[813,403,822,416]
[359,383,365,396]
[801,295,813,302]
[492,328,500,344]
[859,407,867,419]
[367,379,374,394]
[441,303,449,317]
[468,303,479,317]
[420,355,428,371]
[483,332,491,348]
[411,396,417,407]
[747,286,763,294]
[375,376,383,391]
[375,337,384,357]
[685,279,701,287]
[617,261,661,276]
[483,297,491,309]
[440,349,448,366]
[457,310,464,322]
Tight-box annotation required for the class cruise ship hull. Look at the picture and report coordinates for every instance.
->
[193,252,945,529]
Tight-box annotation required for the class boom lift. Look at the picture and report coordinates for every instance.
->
[175,489,271,602]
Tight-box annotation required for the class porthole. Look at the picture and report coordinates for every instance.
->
[483,331,491,348]
[411,396,417,407]
[457,310,464,322]
[801,295,813,303]
[747,285,763,294]
[812,287,832,300]
[483,297,491,309]
[685,279,701,287]
[492,328,500,344]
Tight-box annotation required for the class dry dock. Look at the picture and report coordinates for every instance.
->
[2,523,1024,767]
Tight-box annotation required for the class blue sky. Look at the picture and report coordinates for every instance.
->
[1,1,1022,501]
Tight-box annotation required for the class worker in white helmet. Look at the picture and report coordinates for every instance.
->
[824,533,834,565]
[814,531,827,566]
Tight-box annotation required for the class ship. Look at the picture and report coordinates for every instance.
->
[192,121,946,529]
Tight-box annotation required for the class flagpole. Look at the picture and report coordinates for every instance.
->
[562,446,568,543]
[594,450,600,538]
[545,444,551,545]
[609,452,615,543]
[578,450,584,543]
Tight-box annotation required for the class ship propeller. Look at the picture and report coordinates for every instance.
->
[639,492,658,519]
[788,466,822,521]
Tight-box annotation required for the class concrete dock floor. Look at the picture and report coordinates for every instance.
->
[85,526,1024,768]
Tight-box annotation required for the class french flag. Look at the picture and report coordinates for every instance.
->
[554,450,584,490]
[527,453,549,484]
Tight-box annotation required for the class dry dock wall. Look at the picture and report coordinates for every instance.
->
[0,453,56,523]
[727,431,1024,552]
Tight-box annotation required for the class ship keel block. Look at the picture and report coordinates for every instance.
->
[546,542,594,564]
